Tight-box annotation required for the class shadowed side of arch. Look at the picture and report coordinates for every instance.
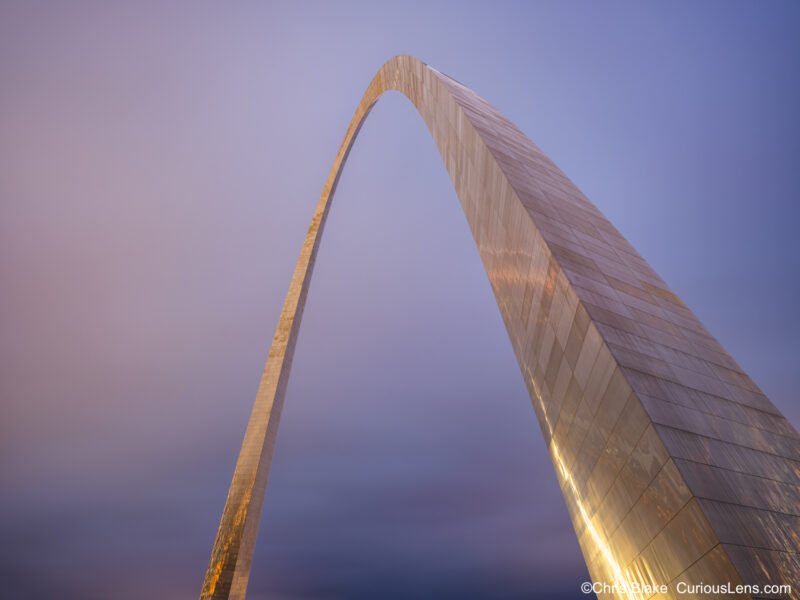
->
[201,56,800,600]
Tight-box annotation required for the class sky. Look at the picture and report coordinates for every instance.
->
[1,1,799,599]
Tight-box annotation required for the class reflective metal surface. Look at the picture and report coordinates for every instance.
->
[200,56,800,600]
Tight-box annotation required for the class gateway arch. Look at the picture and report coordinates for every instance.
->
[201,56,800,600]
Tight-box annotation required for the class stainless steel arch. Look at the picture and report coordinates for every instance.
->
[201,56,800,600]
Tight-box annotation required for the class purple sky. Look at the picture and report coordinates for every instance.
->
[1,2,799,599]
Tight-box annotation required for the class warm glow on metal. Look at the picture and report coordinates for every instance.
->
[201,56,800,599]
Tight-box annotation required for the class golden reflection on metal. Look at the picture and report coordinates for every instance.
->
[201,56,800,599]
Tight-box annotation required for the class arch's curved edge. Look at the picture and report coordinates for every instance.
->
[201,56,800,600]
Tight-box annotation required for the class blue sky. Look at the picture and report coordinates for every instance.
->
[1,2,798,598]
